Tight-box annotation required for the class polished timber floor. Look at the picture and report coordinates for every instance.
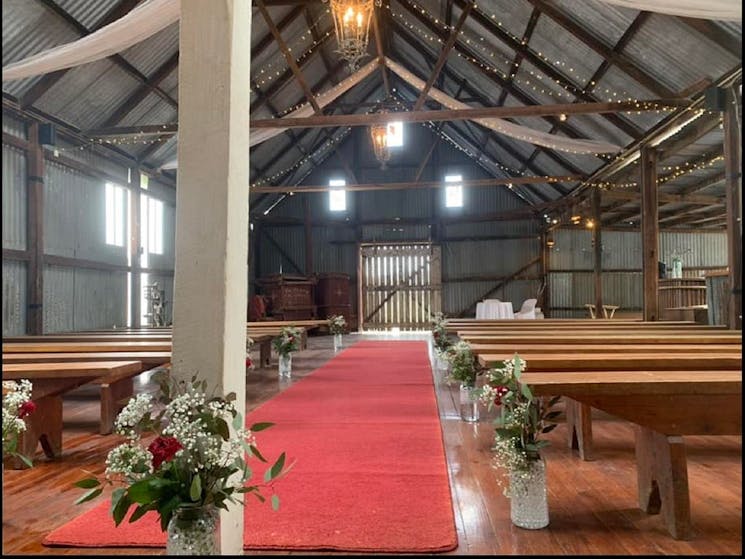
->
[2,332,741,555]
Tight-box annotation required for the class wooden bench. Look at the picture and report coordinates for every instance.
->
[520,370,742,540]
[457,332,742,344]
[468,343,743,355]
[2,361,143,468]
[584,303,620,318]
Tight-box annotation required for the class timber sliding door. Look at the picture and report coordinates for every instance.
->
[358,242,442,331]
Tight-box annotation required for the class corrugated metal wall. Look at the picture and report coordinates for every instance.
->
[548,228,727,316]
[2,260,27,335]
[2,144,27,250]
[2,126,177,333]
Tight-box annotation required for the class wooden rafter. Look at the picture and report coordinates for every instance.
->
[447,0,643,139]
[525,0,676,98]
[497,7,541,107]
[412,1,473,111]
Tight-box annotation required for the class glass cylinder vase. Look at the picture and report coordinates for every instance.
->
[333,333,343,352]
[459,382,480,422]
[166,505,220,555]
[509,456,549,529]
[278,353,292,379]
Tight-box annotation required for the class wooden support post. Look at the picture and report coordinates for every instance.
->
[723,88,742,330]
[540,231,550,317]
[640,146,659,321]
[129,169,141,327]
[565,398,594,461]
[172,1,251,553]
[592,188,603,314]
[26,122,45,335]
[304,195,313,275]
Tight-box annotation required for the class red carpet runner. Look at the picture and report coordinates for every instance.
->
[43,340,458,553]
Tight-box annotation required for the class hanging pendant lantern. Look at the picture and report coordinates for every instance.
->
[325,0,380,71]
[370,110,391,169]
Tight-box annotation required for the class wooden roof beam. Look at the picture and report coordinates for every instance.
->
[447,0,643,139]
[497,8,541,107]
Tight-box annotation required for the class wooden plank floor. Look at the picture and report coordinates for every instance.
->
[2,333,741,555]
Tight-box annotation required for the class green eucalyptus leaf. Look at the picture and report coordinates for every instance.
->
[249,444,267,463]
[271,494,280,511]
[74,487,103,505]
[249,422,274,432]
[190,475,202,501]
[112,492,132,527]
[74,478,101,489]
[268,452,286,480]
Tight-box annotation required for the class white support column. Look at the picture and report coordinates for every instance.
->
[172,1,251,554]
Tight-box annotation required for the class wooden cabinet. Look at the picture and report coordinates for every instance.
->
[258,274,316,320]
[316,273,353,329]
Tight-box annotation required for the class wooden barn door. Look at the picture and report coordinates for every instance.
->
[358,243,442,331]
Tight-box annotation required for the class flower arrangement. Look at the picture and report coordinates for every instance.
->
[431,312,451,354]
[246,336,255,371]
[2,379,36,467]
[272,326,302,357]
[444,340,484,386]
[328,315,347,335]
[74,371,293,531]
[479,354,560,496]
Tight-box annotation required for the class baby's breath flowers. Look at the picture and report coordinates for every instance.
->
[431,312,452,354]
[328,315,347,335]
[75,371,293,531]
[444,340,485,386]
[479,355,561,497]
[2,379,36,467]
[272,326,302,356]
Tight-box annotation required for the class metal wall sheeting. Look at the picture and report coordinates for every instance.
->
[550,228,727,271]
[43,265,127,332]
[44,160,128,265]
[310,226,357,276]
[2,113,26,138]
[2,144,27,250]
[2,260,27,335]
[549,271,643,311]
[260,226,305,276]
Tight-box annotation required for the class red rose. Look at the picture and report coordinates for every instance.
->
[246,357,253,368]
[148,436,183,469]
[18,401,37,419]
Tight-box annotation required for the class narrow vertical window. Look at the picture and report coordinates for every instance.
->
[444,174,463,208]
[147,197,164,255]
[105,182,126,246]
[329,178,346,212]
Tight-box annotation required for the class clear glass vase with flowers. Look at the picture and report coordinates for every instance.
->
[328,315,347,352]
[74,370,293,553]
[3,379,37,468]
[430,312,452,367]
[479,354,561,529]
[272,326,302,379]
[444,340,485,422]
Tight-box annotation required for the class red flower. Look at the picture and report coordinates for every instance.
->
[493,386,509,406]
[148,436,183,469]
[18,401,37,419]
[246,357,253,368]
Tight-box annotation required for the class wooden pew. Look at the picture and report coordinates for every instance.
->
[476,352,742,371]
[2,361,143,467]
[469,343,742,355]
[457,333,741,344]
[520,370,742,540]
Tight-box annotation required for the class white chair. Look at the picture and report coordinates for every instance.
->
[514,298,537,319]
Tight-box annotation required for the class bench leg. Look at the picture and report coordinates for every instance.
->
[566,398,594,461]
[260,341,271,368]
[635,426,691,540]
[99,378,134,435]
[5,395,63,469]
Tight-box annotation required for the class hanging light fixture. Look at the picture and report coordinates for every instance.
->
[324,0,381,71]
[370,109,391,169]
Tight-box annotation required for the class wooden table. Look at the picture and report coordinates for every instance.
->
[2,361,143,467]
[520,370,742,540]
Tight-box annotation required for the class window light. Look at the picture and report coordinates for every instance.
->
[105,182,126,246]
[444,174,463,208]
[329,179,347,212]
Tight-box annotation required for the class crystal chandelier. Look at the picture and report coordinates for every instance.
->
[325,0,381,71]
[370,109,391,169]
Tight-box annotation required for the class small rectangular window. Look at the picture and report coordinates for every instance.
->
[444,174,463,208]
[386,121,403,147]
[329,179,346,212]
[105,182,126,246]
[147,197,164,255]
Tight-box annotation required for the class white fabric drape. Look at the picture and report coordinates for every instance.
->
[2,0,179,81]
[384,58,622,154]
[598,0,741,21]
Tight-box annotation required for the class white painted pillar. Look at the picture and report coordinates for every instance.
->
[172,1,251,554]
